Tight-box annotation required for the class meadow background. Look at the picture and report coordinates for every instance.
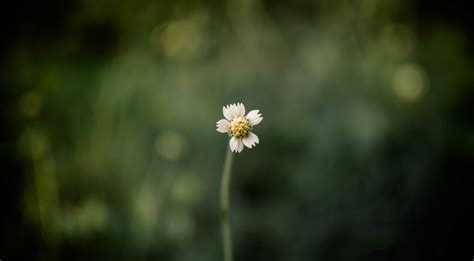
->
[1,0,474,260]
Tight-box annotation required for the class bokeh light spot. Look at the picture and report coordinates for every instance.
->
[392,63,427,101]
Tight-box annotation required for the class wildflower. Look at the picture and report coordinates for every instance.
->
[216,103,263,153]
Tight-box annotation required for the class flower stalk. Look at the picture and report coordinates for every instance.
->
[216,102,262,261]
[220,148,234,261]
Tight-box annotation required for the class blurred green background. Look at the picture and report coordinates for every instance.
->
[1,0,474,260]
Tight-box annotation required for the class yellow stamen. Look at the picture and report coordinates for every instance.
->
[229,117,251,138]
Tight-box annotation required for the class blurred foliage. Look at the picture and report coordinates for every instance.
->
[1,0,474,260]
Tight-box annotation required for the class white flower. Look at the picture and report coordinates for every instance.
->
[216,103,263,153]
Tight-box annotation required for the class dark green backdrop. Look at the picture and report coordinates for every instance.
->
[1,0,474,260]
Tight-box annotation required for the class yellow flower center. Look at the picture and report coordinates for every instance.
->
[229,116,251,138]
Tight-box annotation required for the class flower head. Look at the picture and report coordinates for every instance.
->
[216,103,263,153]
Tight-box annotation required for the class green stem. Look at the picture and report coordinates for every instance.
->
[220,148,234,261]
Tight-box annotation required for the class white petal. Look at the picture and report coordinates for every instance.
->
[229,103,239,118]
[246,110,263,126]
[223,105,232,120]
[246,110,260,119]
[229,137,239,152]
[250,132,259,144]
[216,119,230,133]
[242,136,254,148]
[236,139,244,153]
[236,103,245,117]
[226,104,234,119]
[243,133,259,148]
